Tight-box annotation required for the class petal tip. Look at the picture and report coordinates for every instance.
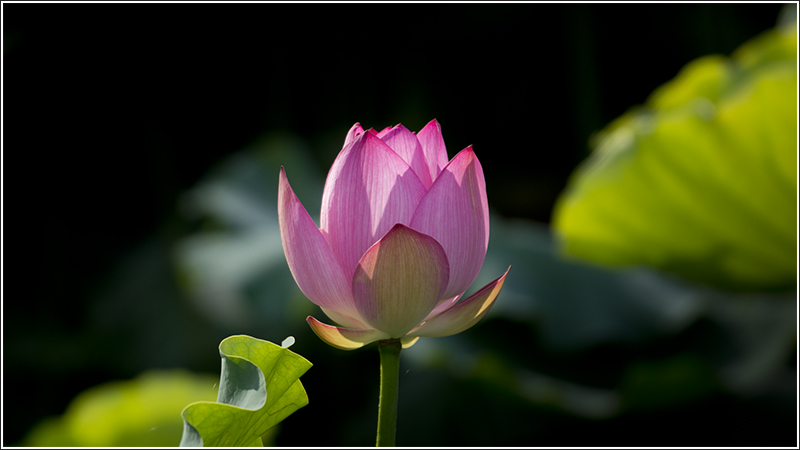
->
[407,267,509,338]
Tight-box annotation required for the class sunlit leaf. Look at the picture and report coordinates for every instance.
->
[24,370,218,447]
[552,25,797,292]
[180,335,312,447]
[408,213,796,418]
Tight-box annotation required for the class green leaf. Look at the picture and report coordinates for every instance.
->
[24,370,219,447]
[552,25,797,292]
[180,335,312,447]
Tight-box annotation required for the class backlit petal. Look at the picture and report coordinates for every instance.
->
[401,336,420,348]
[352,224,450,338]
[422,294,460,321]
[321,306,368,330]
[320,132,426,277]
[343,123,365,148]
[307,316,390,351]
[278,167,358,318]
[379,124,434,189]
[416,119,449,182]
[410,147,490,299]
[375,126,393,138]
[407,267,509,338]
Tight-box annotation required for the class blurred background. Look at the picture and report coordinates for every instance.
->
[3,2,796,447]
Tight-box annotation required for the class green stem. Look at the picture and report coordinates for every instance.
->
[376,339,402,447]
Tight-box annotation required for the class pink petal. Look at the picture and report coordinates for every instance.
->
[320,132,427,278]
[416,119,449,183]
[379,124,434,189]
[343,123,365,149]
[408,267,509,338]
[422,294,461,321]
[320,306,368,330]
[375,126,393,138]
[278,167,360,319]
[307,316,390,351]
[352,224,450,339]
[410,146,490,299]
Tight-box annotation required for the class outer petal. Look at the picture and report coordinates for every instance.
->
[307,316,390,351]
[410,146,490,299]
[278,167,359,319]
[407,267,509,338]
[320,306,368,330]
[400,337,420,349]
[379,124,434,189]
[416,119,449,182]
[352,224,450,339]
[422,294,460,321]
[343,122,365,148]
[320,132,427,277]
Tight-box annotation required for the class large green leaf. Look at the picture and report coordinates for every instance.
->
[552,23,797,292]
[24,370,219,447]
[180,335,312,447]
[408,215,796,419]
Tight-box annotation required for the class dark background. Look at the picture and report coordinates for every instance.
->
[3,2,794,447]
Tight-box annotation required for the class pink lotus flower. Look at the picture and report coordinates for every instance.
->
[279,119,509,350]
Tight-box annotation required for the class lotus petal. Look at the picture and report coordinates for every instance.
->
[352,224,450,338]
[278,168,359,318]
[320,306,369,330]
[408,267,509,338]
[343,122,365,148]
[416,119,449,183]
[307,316,390,351]
[410,147,490,299]
[379,124,434,189]
[400,336,420,349]
[423,294,461,321]
[320,133,427,277]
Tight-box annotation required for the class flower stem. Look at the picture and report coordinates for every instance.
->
[376,339,402,447]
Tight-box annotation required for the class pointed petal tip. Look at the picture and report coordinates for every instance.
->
[456,144,476,159]
[407,267,509,338]
[278,166,295,193]
[279,165,289,182]
[279,172,357,315]
[348,122,364,134]
[489,265,511,289]
[344,123,367,148]
[422,118,440,129]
